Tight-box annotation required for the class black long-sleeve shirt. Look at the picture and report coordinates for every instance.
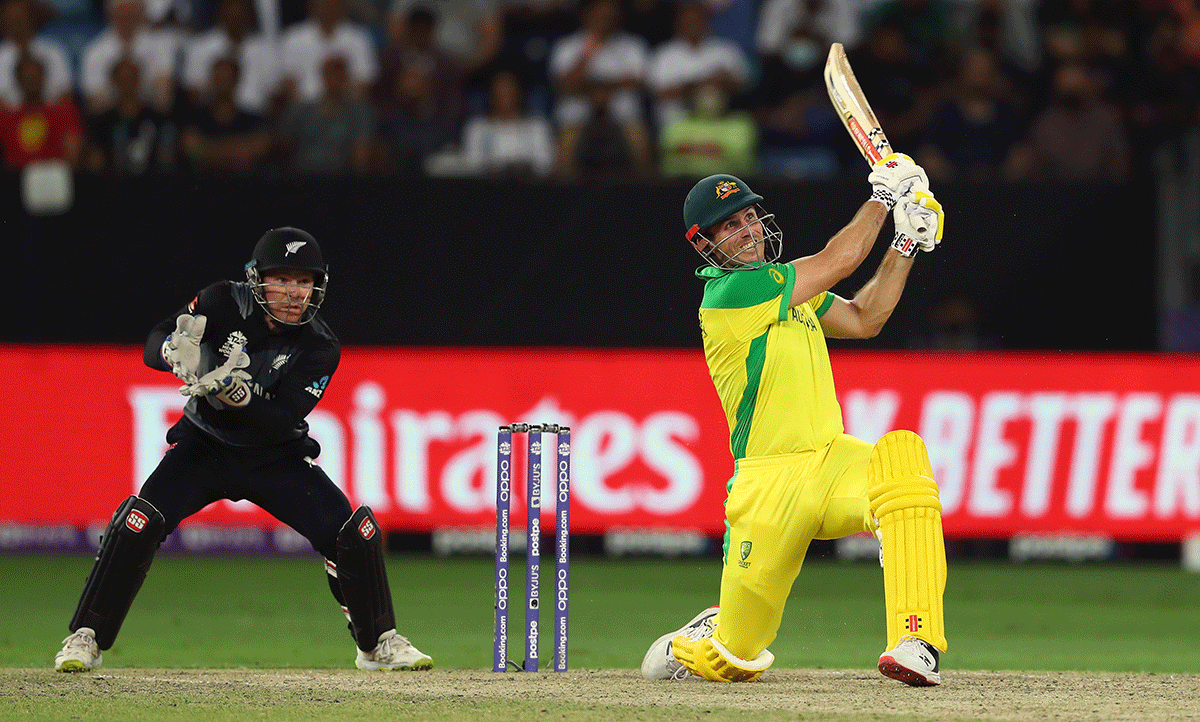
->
[144,280,340,447]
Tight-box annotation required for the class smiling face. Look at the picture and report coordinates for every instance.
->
[708,205,767,267]
[261,268,316,326]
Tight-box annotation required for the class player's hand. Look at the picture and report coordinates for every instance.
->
[867,153,929,210]
[162,314,206,384]
[181,345,252,406]
[890,191,944,257]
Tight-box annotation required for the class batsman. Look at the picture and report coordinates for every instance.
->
[54,227,433,673]
[641,157,947,685]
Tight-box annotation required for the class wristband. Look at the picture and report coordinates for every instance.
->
[869,186,897,211]
[213,378,251,407]
[890,231,919,258]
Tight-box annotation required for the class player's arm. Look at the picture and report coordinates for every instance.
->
[818,250,915,339]
[819,191,944,339]
[787,200,888,308]
[787,153,927,308]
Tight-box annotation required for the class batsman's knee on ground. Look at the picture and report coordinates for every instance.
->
[868,430,948,653]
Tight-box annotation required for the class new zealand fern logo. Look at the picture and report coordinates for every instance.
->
[738,541,752,568]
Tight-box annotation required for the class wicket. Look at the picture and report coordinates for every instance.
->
[494,423,571,672]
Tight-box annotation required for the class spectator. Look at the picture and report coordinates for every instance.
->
[755,85,842,178]
[548,0,652,176]
[461,67,554,176]
[0,52,82,169]
[279,0,378,104]
[647,1,749,133]
[278,54,374,176]
[1129,9,1200,155]
[861,0,955,70]
[84,55,177,175]
[622,0,675,48]
[498,0,576,109]
[1013,59,1130,180]
[386,0,502,83]
[962,0,1041,77]
[80,0,180,114]
[181,0,282,116]
[659,81,757,177]
[377,4,463,137]
[376,50,458,172]
[179,56,271,173]
[842,19,942,153]
[756,0,867,67]
[0,0,73,109]
[916,46,1025,181]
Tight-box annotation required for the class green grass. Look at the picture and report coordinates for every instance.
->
[2,554,1199,673]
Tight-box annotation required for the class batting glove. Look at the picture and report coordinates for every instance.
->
[890,191,944,257]
[162,314,206,384]
[181,344,252,407]
[868,153,929,210]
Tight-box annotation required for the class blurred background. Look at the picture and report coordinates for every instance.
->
[2,0,1198,568]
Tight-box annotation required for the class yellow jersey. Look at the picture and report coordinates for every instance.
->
[696,262,842,459]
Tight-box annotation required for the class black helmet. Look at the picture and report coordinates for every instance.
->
[244,227,329,325]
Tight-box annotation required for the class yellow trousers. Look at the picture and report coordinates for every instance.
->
[716,434,874,660]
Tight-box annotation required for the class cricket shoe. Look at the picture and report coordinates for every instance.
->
[356,630,433,671]
[55,627,102,673]
[878,636,941,686]
[640,606,719,680]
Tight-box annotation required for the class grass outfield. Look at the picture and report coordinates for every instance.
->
[2,554,1198,673]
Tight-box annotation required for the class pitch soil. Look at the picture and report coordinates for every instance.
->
[11,668,1200,721]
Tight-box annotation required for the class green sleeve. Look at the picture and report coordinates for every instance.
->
[814,291,836,318]
[700,264,794,320]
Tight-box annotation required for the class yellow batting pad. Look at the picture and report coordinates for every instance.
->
[672,636,774,682]
[868,431,948,653]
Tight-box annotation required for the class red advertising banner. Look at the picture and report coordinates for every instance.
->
[2,346,1198,541]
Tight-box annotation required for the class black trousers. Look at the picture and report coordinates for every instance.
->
[140,417,352,561]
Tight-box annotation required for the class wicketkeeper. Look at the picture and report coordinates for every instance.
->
[641,156,948,685]
[55,227,433,673]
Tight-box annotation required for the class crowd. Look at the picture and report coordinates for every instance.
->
[0,0,1197,181]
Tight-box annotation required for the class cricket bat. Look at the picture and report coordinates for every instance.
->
[824,42,891,165]
[824,42,926,234]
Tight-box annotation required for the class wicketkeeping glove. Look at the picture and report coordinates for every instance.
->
[161,314,207,384]
[890,190,944,257]
[181,345,252,407]
[867,153,929,210]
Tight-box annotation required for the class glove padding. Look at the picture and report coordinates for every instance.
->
[180,345,252,407]
[162,314,206,384]
[868,153,930,209]
[890,190,944,257]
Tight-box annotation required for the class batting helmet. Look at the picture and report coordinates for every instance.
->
[683,175,782,269]
[245,227,328,325]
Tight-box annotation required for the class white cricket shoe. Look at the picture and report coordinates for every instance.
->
[640,606,719,680]
[355,629,433,671]
[55,627,102,673]
[878,636,941,686]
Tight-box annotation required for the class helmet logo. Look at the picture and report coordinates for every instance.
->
[714,180,740,199]
[284,241,307,256]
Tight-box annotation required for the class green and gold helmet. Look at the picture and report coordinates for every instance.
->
[682,174,782,269]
